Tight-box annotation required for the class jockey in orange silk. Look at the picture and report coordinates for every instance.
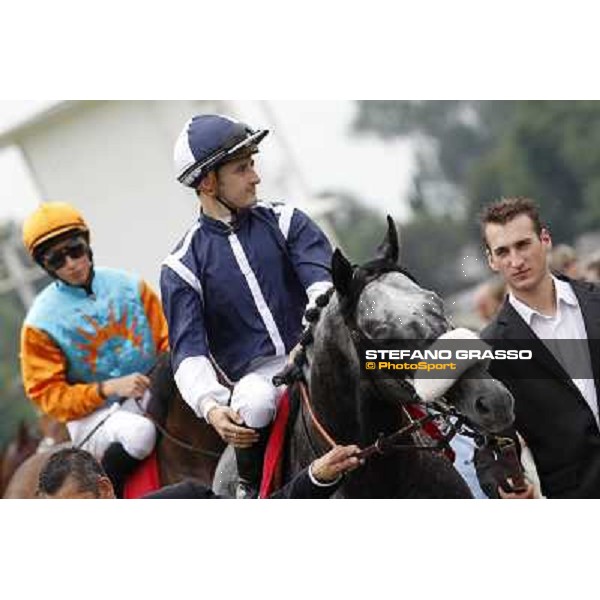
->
[20,202,169,496]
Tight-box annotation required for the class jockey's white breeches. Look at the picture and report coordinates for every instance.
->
[230,355,288,429]
[66,396,156,460]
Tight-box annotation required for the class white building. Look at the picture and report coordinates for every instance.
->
[0,100,338,298]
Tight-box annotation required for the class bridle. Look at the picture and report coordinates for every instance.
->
[296,378,472,462]
[286,260,527,493]
[277,259,496,463]
[338,259,482,459]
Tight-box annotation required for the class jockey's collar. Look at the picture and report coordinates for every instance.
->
[55,267,96,297]
[199,207,251,233]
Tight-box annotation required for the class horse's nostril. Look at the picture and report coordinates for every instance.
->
[475,397,491,416]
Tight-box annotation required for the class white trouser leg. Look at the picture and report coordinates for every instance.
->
[230,355,288,428]
[67,398,156,460]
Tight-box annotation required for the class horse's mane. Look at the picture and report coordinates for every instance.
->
[280,286,335,381]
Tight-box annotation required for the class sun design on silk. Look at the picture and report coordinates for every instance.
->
[74,304,143,374]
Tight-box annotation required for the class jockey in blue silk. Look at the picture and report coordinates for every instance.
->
[20,202,169,497]
[162,114,333,498]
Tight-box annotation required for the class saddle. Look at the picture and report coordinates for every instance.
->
[123,451,161,498]
[259,389,299,498]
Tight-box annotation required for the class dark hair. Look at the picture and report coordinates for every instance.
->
[37,447,107,497]
[479,197,544,250]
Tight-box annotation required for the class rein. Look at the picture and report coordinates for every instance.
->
[297,381,336,449]
[134,398,222,459]
[75,403,121,450]
[75,396,221,460]
[297,378,473,463]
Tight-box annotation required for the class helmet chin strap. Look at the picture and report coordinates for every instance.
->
[214,195,238,219]
[208,167,256,222]
[214,195,256,224]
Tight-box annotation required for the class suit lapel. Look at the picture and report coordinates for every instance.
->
[495,299,579,394]
[571,280,600,385]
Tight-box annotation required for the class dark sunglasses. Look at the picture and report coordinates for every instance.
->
[44,241,88,270]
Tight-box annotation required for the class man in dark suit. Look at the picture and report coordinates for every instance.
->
[480,197,600,498]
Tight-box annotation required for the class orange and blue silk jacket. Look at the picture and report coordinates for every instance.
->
[20,267,169,423]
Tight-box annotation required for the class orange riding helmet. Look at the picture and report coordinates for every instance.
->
[22,202,89,259]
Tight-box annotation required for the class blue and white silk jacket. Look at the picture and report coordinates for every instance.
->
[160,201,332,419]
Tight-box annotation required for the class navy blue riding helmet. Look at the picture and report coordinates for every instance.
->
[174,114,269,189]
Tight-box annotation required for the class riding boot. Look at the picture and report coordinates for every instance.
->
[101,442,142,499]
[234,427,270,499]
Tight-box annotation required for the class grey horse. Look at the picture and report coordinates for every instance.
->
[214,217,515,498]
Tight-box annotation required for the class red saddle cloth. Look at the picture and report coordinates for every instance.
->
[259,389,291,499]
[123,450,161,499]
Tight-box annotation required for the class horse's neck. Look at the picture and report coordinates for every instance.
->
[287,384,427,498]
[299,304,412,496]
[156,391,224,487]
[306,302,362,444]
[358,381,406,441]
[300,301,439,497]
[283,294,472,497]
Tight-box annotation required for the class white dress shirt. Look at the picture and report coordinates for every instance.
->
[509,276,599,427]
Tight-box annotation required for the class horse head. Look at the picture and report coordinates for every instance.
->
[307,216,514,440]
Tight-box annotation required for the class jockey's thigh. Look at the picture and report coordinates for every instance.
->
[66,405,114,458]
[68,399,156,460]
[230,355,288,428]
[106,398,156,459]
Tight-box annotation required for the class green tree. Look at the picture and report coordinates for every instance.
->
[0,222,45,450]
[353,101,516,217]
[319,190,386,263]
[353,100,600,245]
[320,189,469,295]
[400,214,470,296]
[468,101,600,241]
[0,290,37,451]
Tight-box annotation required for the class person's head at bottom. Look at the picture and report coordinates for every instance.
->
[36,444,363,499]
[37,447,115,499]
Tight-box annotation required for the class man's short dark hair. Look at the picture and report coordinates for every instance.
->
[37,447,107,497]
[479,197,545,250]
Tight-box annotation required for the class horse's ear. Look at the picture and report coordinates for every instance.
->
[377,215,400,264]
[332,248,354,297]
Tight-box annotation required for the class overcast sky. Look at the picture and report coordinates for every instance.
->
[0,100,415,223]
